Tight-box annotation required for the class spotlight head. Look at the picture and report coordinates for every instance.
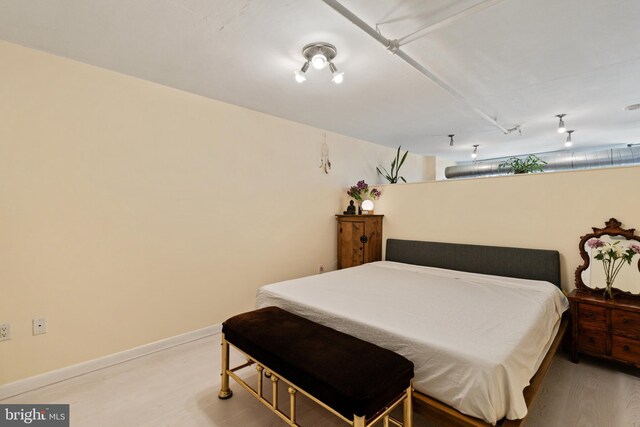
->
[448,134,455,146]
[471,144,479,159]
[565,130,574,146]
[556,114,566,133]
[294,70,306,83]
[311,53,327,70]
[300,61,310,73]
[328,62,344,84]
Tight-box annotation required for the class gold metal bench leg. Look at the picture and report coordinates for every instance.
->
[256,365,264,398]
[354,415,366,427]
[288,386,297,424]
[271,374,279,409]
[403,385,413,427]
[218,333,233,399]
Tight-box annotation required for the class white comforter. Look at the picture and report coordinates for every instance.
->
[255,261,569,424]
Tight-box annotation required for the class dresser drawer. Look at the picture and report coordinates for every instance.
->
[611,336,640,364]
[578,304,607,330]
[577,330,607,355]
[612,310,640,336]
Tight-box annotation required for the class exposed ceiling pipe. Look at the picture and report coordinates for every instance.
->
[321,0,511,134]
[398,0,507,46]
[444,146,640,179]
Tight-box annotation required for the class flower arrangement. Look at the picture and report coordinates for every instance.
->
[347,180,381,201]
[587,238,640,299]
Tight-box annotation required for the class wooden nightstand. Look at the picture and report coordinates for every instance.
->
[568,289,640,368]
[335,215,383,269]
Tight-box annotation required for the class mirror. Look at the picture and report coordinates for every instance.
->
[575,218,640,299]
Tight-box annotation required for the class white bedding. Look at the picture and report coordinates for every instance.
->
[256,261,569,424]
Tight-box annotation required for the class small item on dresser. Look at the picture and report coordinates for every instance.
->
[361,199,374,214]
[343,200,356,215]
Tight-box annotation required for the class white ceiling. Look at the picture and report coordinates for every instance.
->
[1,0,639,161]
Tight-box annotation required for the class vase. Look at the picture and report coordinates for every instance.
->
[604,281,613,300]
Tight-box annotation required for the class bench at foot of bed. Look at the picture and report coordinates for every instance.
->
[218,306,415,427]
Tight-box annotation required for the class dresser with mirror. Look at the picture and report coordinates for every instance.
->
[569,218,640,367]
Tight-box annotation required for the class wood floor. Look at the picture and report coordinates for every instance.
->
[2,333,640,427]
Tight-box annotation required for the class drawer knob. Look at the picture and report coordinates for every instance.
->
[623,345,630,352]
[586,313,595,319]
[623,318,630,324]
[588,337,595,343]
[360,235,368,244]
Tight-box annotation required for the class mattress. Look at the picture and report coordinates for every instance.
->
[255,261,569,424]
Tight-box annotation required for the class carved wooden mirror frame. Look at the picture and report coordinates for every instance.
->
[575,218,640,300]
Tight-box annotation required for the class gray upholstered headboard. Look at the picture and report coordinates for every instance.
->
[385,239,561,289]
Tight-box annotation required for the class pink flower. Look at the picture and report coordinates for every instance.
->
[629,243,640,255]
[347,180,381,201]
[587,238,605,249]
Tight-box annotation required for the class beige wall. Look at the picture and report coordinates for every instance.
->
[0,41,424,384]
[375,165,640,292]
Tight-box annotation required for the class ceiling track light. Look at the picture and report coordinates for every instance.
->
[565,130,574,147]
[294,61,310,83]
[295,42,344,84]
[556,114,567,133]
[448,134,455,146]
[329,62,344,84]
[471,144,479,159]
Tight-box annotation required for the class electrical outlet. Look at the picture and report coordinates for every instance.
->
[33,318,47,335]
[0,323,10,341]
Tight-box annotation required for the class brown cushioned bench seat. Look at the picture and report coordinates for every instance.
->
[222,306,414,420]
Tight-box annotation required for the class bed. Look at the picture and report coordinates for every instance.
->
[255,239,569,426]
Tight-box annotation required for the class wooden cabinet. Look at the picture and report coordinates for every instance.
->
[336,215,383,269]
[568,290,640,368]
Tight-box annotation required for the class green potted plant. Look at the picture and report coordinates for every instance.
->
[498,155,547,174]
[377,146,409,183]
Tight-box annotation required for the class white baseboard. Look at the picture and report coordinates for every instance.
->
[0,323,221,401]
